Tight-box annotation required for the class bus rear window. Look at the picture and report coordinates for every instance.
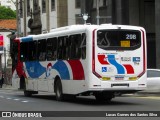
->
[97,30,141,50]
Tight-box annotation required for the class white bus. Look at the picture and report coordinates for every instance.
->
[12,24,147,101]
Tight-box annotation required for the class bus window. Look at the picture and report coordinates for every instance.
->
[20,42,28,61]
[97,30,141,50]
[69,34,82,59]
[57,36,68,60]
[81,33,86,59]
[46,37,57,61]
[28,41,37,61]
[37,39,46,61]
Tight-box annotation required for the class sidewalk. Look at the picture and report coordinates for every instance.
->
[0,84,16,90]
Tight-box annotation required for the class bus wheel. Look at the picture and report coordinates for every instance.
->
[55,80,64,101]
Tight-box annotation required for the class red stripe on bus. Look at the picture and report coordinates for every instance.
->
[123,64,134,74]
[67,60,85,80]
[98,55,109,65]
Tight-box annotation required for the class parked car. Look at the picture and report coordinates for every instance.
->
[146,69,160,92]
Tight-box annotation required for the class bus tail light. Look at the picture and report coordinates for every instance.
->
[102,77,111,81]
[129,77,138,81]
[138,29,146,78]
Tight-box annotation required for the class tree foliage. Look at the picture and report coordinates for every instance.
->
[0,6,16,19]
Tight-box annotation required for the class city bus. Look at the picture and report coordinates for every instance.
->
[12,24,147,101]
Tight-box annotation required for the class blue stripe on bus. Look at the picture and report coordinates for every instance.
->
[52,61,70,80]
[108,55,125,74]
[21,36,33,42]
[25,61,46,78]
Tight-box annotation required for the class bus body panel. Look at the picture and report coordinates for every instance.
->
[12,24,147,97]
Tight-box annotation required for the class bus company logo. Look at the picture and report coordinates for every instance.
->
[121,57,131,62]
[133,57,140,62]
[102,67,107,72]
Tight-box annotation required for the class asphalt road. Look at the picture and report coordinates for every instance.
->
[0,89,160,120]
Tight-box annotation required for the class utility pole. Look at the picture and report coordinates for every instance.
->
[46,0,50,33]
[23,0,27,36]
[96,0,100,25]
[16,0,19,37]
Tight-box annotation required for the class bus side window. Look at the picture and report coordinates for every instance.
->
[81,33,86,59]
[57,37,63,60]
[47,37,57,61]
[52,38,58,60]
[69,34,81,60]
[28,41,37,61]
[12,42,19,69]
[20,42,28,61]
[57,36,68,60]
[37,39,46,61]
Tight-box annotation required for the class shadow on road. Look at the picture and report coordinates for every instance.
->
[19,94,140,106]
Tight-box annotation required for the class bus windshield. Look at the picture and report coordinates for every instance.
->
[97,30,141,50]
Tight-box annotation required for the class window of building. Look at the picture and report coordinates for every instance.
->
[27,0,30,16]
[51,0,55,11]
[37,39,46,61]
[42,0,46,13]
[75,0,81,8]
[93,0,108,8]
[75,14,83,24]
[103,0,108,6]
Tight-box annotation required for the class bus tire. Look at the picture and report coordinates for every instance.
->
[55,79,64,101]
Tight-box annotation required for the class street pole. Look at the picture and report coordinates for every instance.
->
[46,0,50,33]
[96,0,100,25]
[16,0,19,37]
[4,47,6,84]
[24,0,27,36]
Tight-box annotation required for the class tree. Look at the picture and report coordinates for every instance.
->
[0,6,16,19]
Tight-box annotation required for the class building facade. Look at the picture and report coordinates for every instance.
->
[81,0,158,69]
[0,19,16,84]
[17,0,82,36]
[0,0,16,10]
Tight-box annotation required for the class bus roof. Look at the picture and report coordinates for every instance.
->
[19,24,144,42]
